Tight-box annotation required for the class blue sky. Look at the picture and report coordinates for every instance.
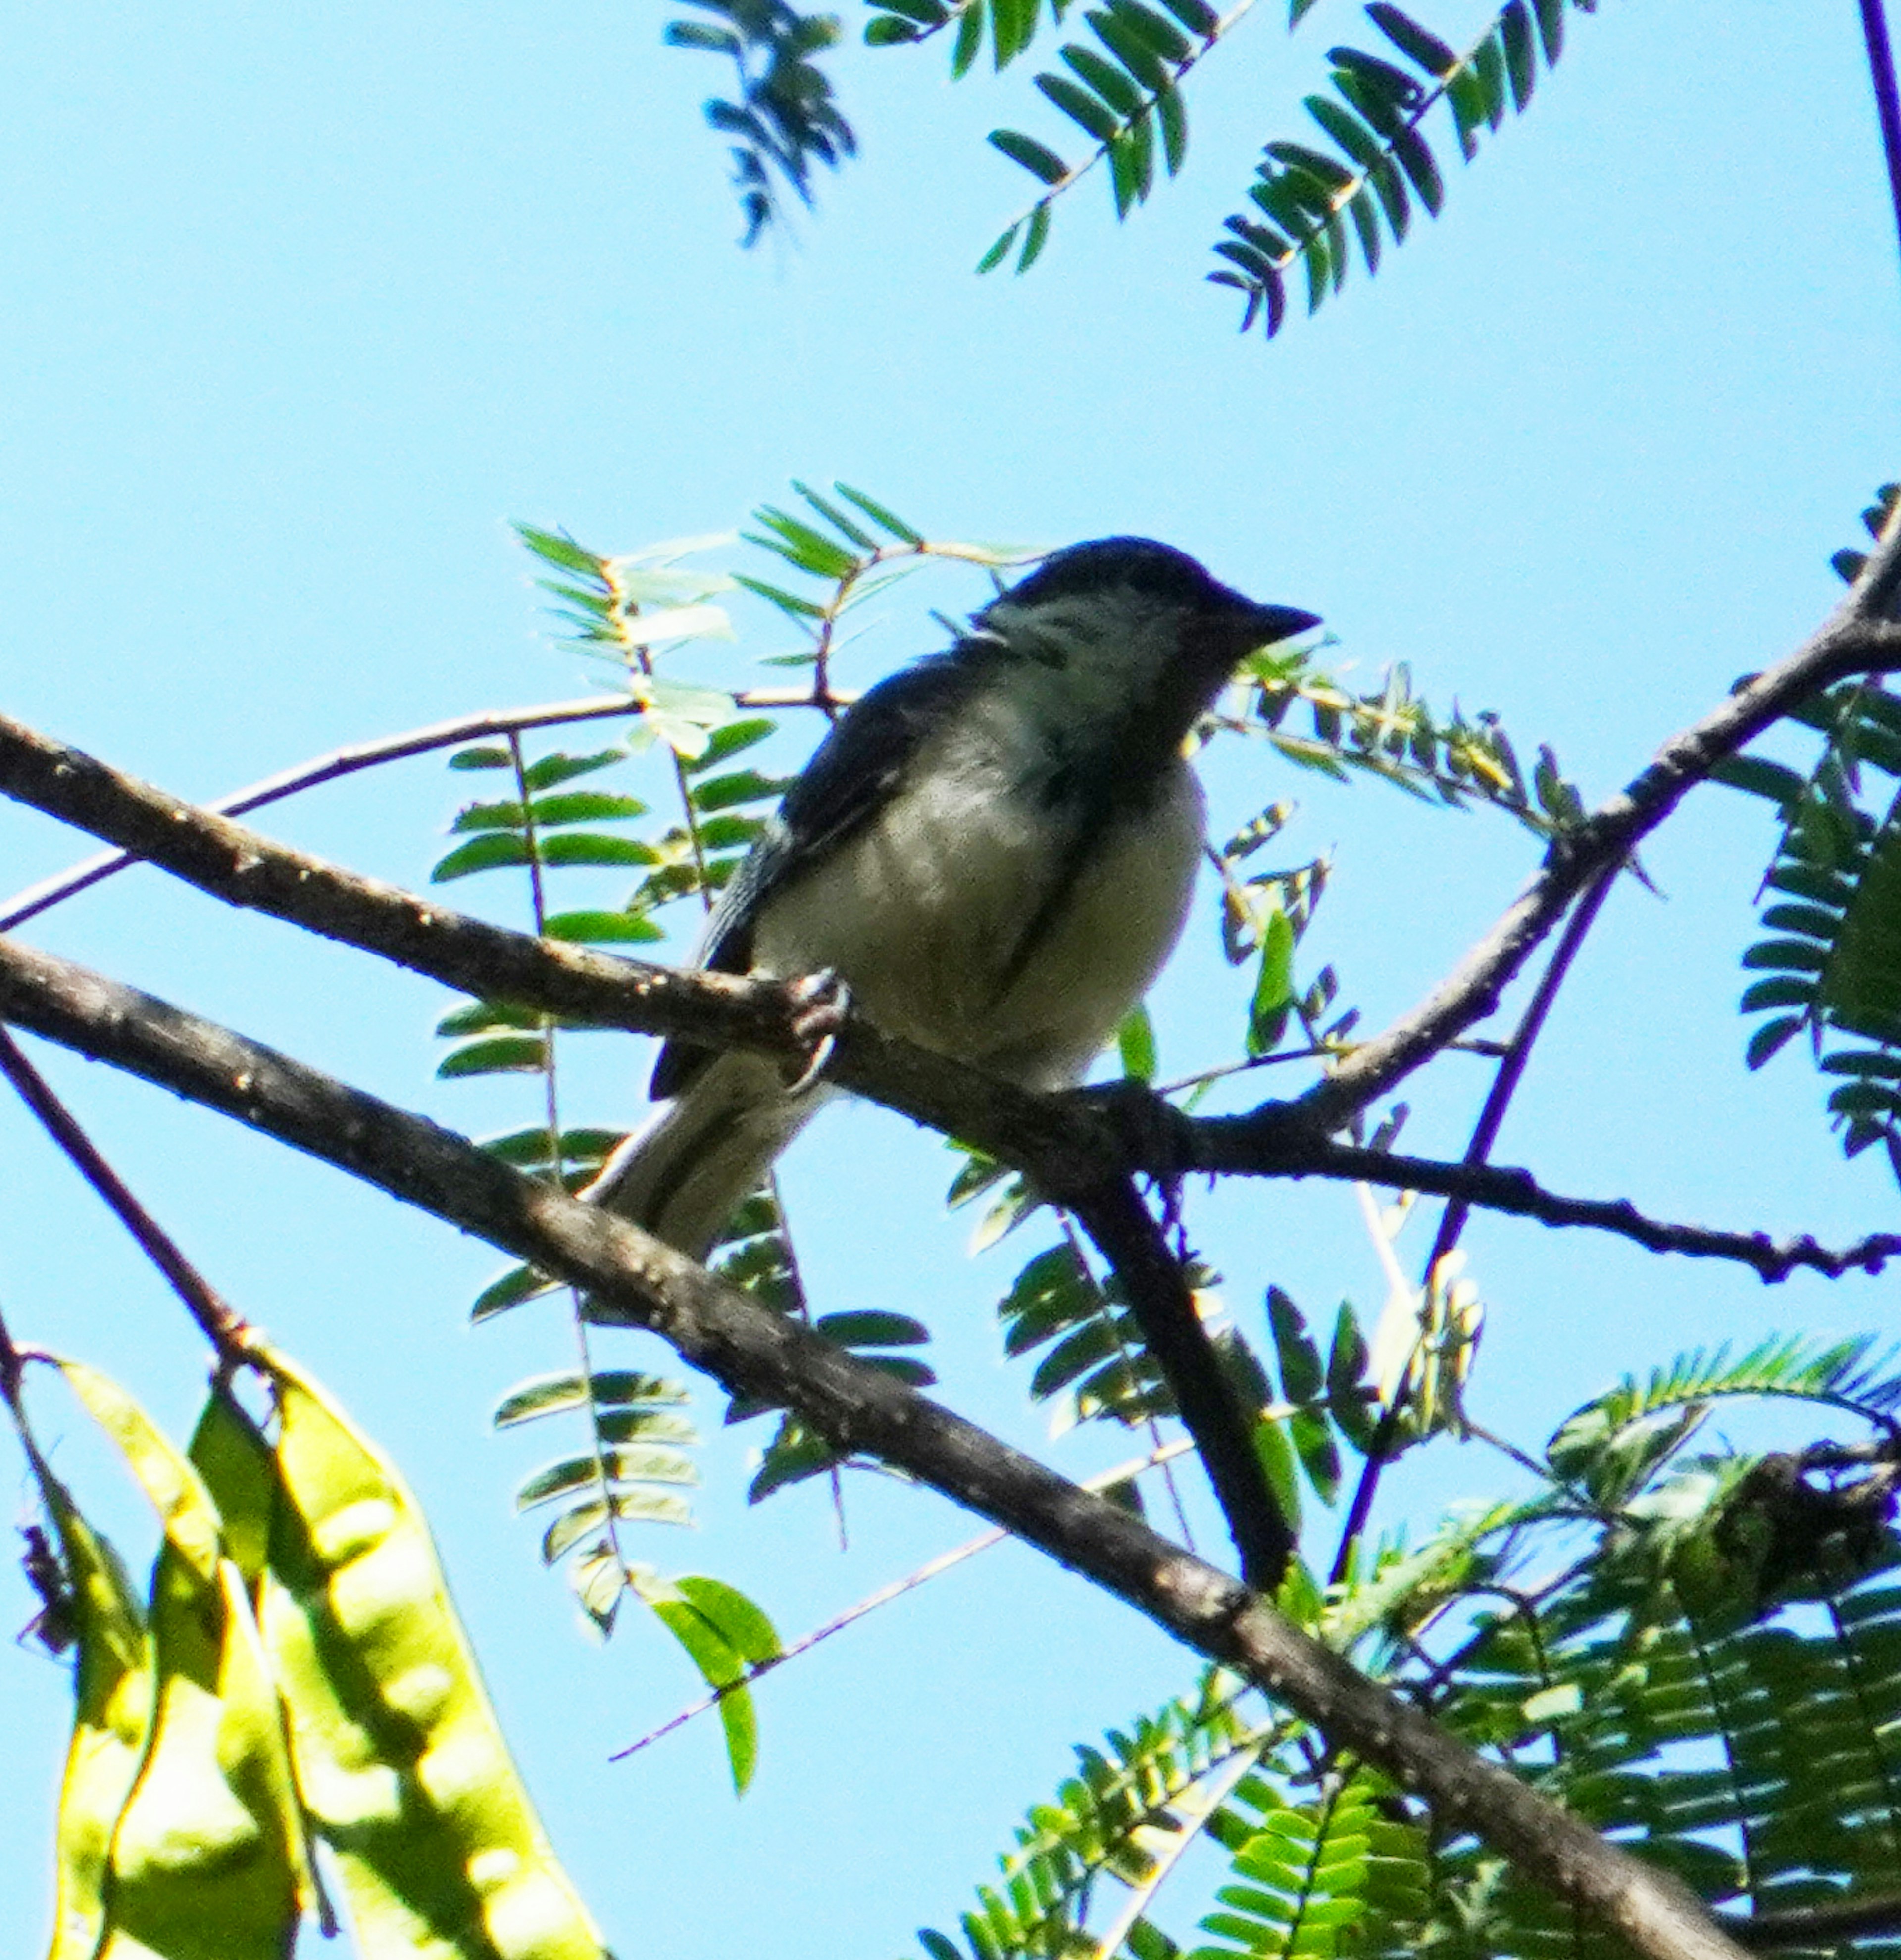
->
[0,1,1897,1954]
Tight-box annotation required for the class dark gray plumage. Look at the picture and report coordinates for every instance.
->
[587,537,1320,1258]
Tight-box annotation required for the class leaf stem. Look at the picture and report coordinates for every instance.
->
[609,1436,1197,1762]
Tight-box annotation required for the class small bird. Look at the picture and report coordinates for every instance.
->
[587,536,1320,1260]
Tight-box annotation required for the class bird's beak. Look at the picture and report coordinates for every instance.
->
[1246,602,1322,648]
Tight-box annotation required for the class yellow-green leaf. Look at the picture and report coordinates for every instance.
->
[100,1552,306,1960]
[55,1359,222,1582]
[37,1462,153,1960]
[253,1345,609,1959]
[47,1368,312,1960]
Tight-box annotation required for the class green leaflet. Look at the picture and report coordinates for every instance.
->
[630,1572,783,1795]
[665,0,857,244]
[1212,0,1591,341]
[914,1686,1270,1960]
[1197,1765,1426,1957]
[1731,638,1901,1178]
[1244,907,1297,1057]
[1116,1004,1158,1081]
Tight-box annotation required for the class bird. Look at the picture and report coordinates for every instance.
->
[586,536,1321,1261]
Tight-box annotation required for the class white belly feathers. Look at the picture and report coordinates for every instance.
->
[751,699,1205,1090]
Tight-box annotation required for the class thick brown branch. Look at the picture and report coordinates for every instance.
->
[1184,1135,1901,1282]
[1068,1180,1294,1587]
[0,931,1746,1960]
[1279,578,1901,1138]
[1722,1886,1901,1950]
[0,707,1296,1573]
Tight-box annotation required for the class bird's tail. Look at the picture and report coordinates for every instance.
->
[583,1051,829,1263]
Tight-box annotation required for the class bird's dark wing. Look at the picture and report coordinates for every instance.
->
[650,651,984,1100]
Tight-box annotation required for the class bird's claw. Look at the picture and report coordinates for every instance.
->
[1070,1079,1194,1219]
[785,969,850,1096]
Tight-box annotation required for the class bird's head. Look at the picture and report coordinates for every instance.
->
[974,537,1319,736]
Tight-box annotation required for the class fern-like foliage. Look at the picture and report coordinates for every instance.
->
[923,1338,1901,1957]
[494,1369,701,1609]
[1235,646,1585,838]
[914,1680,1275,1960]
[986,1209,1378,1543]
[1722,485,1901,1183]
[951,0,1595,324]
[1547,1334,1901,1511]
[715,1187,939,1501]
[1210,0,1595,337]
[974,0,1227,272]
[491,1357,782,1787]
[421,568,804,1778]
[666,0,858,243]
[1196,1762,1429,1958]
[999,1240,1179,1433]
[864,0,1073,74]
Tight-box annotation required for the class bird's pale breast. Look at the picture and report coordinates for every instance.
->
[751,690,1205,1088]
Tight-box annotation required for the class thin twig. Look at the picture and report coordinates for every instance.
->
[1329,867,1618,1581]
[1723,1887,1901,1950]
[766,1170,851,1551]
[1422,867,1620,1278]
[502,730,646,1614]
[0,1299,23,1410]
[1185,1132,1901,1283]
[0,1026,247,1358]
[611,1436,1198,1762]
[1155,1036,1507,1099]
[0,683,842,935]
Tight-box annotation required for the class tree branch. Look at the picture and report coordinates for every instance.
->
[1067,1180,1294,1586]
[0,682,841,935]
[0,930,1748,1960]
[1276,571,1901,1139]
[1859,0,1901,289]
[0,708,1291,1581]
[0,711,1890,1293]
[1722,1885,1901,1950]
[1183,1134,1901,1282]
[0,1028,248,1357]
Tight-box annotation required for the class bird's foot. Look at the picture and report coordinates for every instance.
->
[1066,1079,1195,1221]
[784,969,851,1096]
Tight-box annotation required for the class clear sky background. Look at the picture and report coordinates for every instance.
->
[0,1,1896,1954]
